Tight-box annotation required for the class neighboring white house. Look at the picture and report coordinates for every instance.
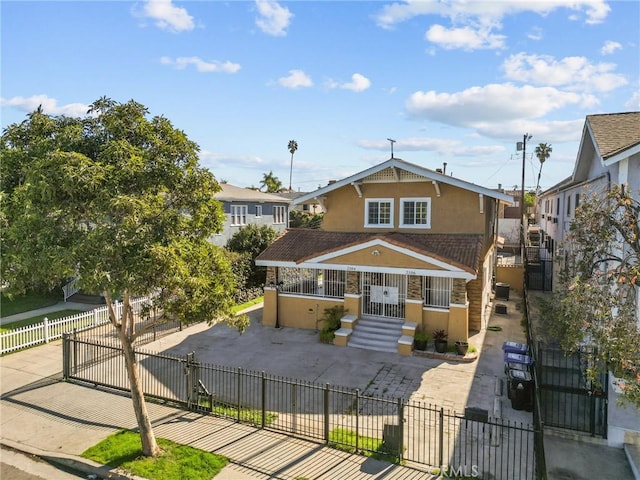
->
[210,184,291,247]
[537,111,640,448]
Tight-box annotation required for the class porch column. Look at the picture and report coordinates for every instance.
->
[405,275,423,327]
[263,266,278,327]
[448,278,469,342]
[343,270,361,317]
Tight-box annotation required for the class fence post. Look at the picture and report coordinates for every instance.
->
[62,333,70,379]
[397,398,404,462]
[93,309,99,326]
[324,383,330,444]
[237,367,242,423]
[44,317,49,344]
[355,389,360,453]
[261,371,266,429]
[439,407,444,468]
[292,383,297,434]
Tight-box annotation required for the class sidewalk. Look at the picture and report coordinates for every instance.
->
[0,341,427,480]
[0,301,99,326]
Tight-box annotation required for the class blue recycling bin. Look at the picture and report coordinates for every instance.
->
[504,360,529,376]
[504,352,534,367]
[502,341,528,355]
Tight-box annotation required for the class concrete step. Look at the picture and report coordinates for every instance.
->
[348,316,403,354]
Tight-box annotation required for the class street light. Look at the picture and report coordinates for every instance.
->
[517,134,532,251]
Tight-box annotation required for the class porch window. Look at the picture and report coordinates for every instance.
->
[400,198,431,228]
[256,205,262,217]
[365,199,393,228]
[278,267,346,298]
[424,276,452,309]
[231,205,247,226]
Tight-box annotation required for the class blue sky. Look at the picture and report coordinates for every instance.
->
[2,1,639,193]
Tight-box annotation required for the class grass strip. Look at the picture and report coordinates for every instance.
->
[82,430,228,480]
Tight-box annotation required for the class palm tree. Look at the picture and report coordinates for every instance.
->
[288,140,298,191]
[534,143,552,193]
[260,171,283,193]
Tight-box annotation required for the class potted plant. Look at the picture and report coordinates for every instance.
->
[455,341,469,356]
[414,330,429,351]
[433,329,448,353]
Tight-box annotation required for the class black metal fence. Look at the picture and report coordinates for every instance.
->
[63,334,538,479]
[523,288,548,480]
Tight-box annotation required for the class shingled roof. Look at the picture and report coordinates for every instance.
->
[587,112,640,160]
[256,229,485,274]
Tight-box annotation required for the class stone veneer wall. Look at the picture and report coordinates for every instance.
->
[451,278,467,304]
[346,271,360,295]
[466,274,483,331]
[266,266,276,285]
[408,275,422,300]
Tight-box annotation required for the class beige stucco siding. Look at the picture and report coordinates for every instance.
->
[322,245,448,270]
[321,182,486,234]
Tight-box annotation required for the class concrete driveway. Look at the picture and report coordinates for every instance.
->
[147,296,532,424]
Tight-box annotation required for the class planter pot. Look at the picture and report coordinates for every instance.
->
[455,341,469,356]
[414,339,428,351]
[434,340,448,354]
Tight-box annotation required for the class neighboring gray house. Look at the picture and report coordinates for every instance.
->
[538,112,640,260]
[210,184,291,247]
[537,111,640,448]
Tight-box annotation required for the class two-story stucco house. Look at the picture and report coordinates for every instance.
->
[255,157,513,355]
[210,184,291,247]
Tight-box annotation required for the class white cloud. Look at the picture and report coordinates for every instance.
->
[326,73,371,92]
[600,40,622,55]
[1,95,89,116]
[277,70,313,89]
[503,53,627,92]
[426,24,506,50]
[625,91,640,110]
[160,56,241,73]
[141,0,194,32]
[357,136,505,156]
[405,83,596,128]
[374,0,610,29]
[255,0,293,36]
[527,26,543,41]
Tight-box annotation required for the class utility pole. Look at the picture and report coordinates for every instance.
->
[518,134,532,252]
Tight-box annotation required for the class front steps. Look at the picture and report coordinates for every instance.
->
[347,316,404,353]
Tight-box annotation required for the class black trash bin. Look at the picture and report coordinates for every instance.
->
[495,282,510,300]
[507,369,533,411]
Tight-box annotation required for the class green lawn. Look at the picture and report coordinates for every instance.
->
[0,292,60,318]
[82,430,228,480]
[328,427,399,463]
[231,296,263,314]
[0,309,84,333]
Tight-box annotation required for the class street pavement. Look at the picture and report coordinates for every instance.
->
[0,294,635,479]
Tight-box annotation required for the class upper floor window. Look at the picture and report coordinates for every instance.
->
[566,195,571,216]
[365,199,393,228]
[231,205,247,226]
[401,198,431,228]
[575,193,580,210]
[273,205,286,224]
[255,205,263,217]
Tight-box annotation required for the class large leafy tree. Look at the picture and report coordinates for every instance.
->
[226,224,278,287]
[1,98,246,456]
[541,185,640,406]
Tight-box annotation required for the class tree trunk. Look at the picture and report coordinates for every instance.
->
[107,290,161,457]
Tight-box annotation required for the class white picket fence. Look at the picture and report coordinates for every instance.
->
[1,297,150,355]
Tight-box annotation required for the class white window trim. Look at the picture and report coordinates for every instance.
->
[400,197,431,229]
[364,198,394,228]
[255,205,263,217]
[273,205,286,225]
[231,205,247,226]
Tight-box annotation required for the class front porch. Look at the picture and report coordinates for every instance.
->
[262,266,471,355]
